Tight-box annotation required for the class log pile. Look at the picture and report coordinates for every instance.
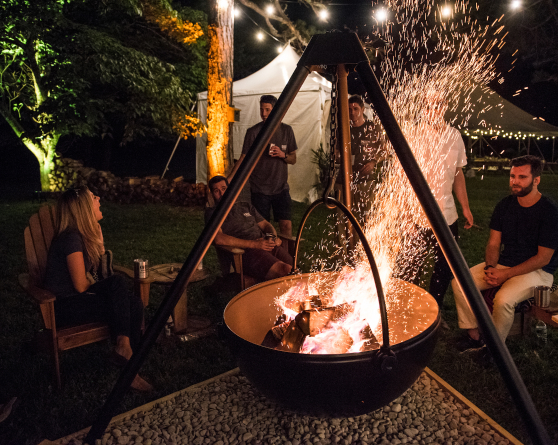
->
[49,155,207,206]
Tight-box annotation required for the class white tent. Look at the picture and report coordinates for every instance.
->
[196,45,332,203]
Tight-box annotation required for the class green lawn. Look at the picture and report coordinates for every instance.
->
[0,173,557,444]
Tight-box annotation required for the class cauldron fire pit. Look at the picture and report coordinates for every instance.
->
[223,272,440,417]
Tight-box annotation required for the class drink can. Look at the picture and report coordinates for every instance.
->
[134,259,149,279]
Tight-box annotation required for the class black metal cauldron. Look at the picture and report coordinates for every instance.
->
[223,272,440,417]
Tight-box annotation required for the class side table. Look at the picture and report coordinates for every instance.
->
[115,263,211,334]
[532,305,558,329]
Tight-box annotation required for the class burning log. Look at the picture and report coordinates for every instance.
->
[261,298,378,354]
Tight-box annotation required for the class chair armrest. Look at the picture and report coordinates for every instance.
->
[217,245,245,255]
[278,234,297,257]
[18,273,56,304]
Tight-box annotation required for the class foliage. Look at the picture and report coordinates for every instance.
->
[0,0,207,190]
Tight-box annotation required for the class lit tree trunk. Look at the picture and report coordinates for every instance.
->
[0,106,60,192]
[206,0,234,178]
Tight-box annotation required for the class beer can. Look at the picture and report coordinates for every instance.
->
[134,259,149,279]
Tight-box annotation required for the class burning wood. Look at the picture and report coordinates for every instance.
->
[261,297,379,354]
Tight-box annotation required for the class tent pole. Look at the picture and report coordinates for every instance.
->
[161,137,181,179]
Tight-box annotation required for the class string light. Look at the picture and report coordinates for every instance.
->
[441,4,453,18]
[233,7,240,17]
[256,31,264,41]
[374,8,388,22]
[510,0,521,10]
[277,45,284,53]
[217,0,229,9]
[318,9,329,21]
[265,4,275,15]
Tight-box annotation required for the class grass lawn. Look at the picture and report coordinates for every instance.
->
[0,173,557,444]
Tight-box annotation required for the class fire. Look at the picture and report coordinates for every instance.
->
[272,0,505,354]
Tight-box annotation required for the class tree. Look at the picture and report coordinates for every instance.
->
[205,0,234,178]
[0,0,205,191]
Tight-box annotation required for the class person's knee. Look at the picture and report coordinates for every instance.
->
[492,296,515,314]
[265,261,291,280]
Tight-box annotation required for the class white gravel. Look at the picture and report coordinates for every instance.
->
[60,370,513,445]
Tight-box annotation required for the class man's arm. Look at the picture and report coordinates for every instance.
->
[452,167,473,229]
[484,229,502,269]
[214,228,275,251]
[485,245,556,287]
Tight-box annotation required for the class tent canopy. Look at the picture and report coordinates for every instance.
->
[196,45,332,203]
[447,85,558,138]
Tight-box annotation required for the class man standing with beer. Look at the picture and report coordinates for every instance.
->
[228,95,298,237]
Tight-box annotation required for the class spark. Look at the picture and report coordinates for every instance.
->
[272,0,503,354]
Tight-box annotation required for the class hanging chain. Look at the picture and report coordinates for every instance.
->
[323,66,339,202]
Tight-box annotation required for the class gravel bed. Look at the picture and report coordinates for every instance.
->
[60,370,515,445]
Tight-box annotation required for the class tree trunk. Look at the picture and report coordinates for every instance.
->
[206,0,234,178]
[22,135,60,192]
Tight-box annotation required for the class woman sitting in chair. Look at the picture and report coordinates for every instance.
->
[44,186,152,391]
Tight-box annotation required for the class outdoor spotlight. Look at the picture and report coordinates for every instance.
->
[266,4,275,15]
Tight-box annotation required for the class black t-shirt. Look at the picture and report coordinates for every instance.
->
[490,195,558,274]
[241,122,297,195]
[351,119,383,176]
[205,201,265,241]
[44,230,92,299]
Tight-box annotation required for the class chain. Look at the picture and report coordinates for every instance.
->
[323,66,339,203]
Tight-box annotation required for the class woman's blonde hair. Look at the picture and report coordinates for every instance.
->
[55,186,104,268]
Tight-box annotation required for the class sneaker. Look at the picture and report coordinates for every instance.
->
[455,332,484,352]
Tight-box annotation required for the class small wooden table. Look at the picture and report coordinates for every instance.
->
[117,263,210,334]
[532,305,558,329]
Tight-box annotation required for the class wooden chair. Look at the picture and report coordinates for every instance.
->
[18,206,136,389]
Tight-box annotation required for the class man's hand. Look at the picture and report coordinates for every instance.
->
[358,160,377,176]
[254,238,277,251]
[269,144,286,159]
[484,267,509,287]
[462,207,474,229]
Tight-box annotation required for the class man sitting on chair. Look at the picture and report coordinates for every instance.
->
[452,155,558,352]
[206,175,293,281]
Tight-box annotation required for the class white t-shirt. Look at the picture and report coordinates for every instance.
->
[421,125,467,226]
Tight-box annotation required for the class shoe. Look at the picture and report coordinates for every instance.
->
[461,345,493,368]
[455,332,484,352]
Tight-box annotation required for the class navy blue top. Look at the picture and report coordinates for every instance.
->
[490,195,558,275]
[44,230,92,299]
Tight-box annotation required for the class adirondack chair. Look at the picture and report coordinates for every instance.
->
[18,205,136,389]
